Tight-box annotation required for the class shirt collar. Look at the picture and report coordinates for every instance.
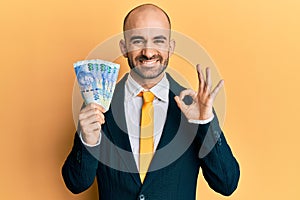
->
[125,73,169,102]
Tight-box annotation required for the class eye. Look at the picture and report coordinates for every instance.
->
[154,39,166,44]
[132,39,145,45]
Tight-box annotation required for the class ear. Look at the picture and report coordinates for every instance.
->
[119,39,128,58]
[169,39,176,56]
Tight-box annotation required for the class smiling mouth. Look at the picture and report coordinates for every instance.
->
[139,59,160,66]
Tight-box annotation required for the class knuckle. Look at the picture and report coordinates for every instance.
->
[78,113,84,120]
[89,103,95,108]
[79,120,85,127]
[94,108,100,114]
[100,112,105,118]
[95,114,101,120]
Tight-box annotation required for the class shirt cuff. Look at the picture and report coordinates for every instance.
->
[79,131,101,147]
[188,114,214,124]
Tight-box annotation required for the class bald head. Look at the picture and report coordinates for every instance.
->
[119,4,175,87]
[123,4,171,31]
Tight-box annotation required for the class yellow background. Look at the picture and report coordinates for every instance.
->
[1,0,299,199]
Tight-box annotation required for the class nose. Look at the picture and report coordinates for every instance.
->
[141,41,158,59]
[141,47,157,59]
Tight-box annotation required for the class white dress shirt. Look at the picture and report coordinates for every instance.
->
[80,72,214,170]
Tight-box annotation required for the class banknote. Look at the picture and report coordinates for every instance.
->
[74,59,120,111]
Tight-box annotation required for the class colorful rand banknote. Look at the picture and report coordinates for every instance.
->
[74,59,120,111]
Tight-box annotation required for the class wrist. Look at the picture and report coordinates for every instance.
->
[80,132,101,147]
[199,109,213,120]
[83,135,100,145]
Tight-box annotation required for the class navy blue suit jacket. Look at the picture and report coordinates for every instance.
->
[62,73,240,200]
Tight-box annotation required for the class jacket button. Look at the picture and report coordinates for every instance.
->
[76,151,81,163]
[138,194,145,200]
[213,131,222,145]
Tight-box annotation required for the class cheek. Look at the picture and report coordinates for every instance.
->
[127,51,141,61]
[160,52,170,60]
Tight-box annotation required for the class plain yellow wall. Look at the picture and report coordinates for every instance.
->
[1,0,300,199]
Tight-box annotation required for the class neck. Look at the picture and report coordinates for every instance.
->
[130,71,164,89]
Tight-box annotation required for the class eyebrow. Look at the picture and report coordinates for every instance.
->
[130,36,145,42]
[153,35,167,40]
[129,35,168,42]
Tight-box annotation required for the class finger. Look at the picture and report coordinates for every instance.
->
[82,122,101,134]
[197,64,205,91]
[80,103,97,112]
[79,106,105,121]
[174,96,188,111]
[206,67,212,90]
[80,112,105,126]
[79,108,99,120]
[178,89,197,101]
[81,103,106,113]
[90,122,102,131]
[211,80,224,99]
[174,96,181,109]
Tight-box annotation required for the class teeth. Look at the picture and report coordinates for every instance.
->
[141,60,158,65]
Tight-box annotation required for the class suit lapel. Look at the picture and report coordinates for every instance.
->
[154,73,185,151]
[105,74,141,186]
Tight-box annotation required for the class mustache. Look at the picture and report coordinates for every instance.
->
[136,55,163,62]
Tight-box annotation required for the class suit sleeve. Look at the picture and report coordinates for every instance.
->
[61,132,99,194]
[197,110,240,196]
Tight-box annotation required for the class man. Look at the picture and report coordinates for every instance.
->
[62,4,240,200]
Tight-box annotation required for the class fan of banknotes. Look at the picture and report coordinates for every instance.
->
[74,59,120,111]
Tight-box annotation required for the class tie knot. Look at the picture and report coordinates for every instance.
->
[138,91,155,103]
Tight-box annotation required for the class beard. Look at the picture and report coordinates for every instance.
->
[127,54,169,79]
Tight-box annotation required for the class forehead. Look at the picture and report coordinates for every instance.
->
[124,28,170,39]
[124,7,170,30]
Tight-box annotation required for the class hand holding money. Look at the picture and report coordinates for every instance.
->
[79,103,105,145]
[74,59,120,145]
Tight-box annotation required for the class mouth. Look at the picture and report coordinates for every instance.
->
[139,59,160,66]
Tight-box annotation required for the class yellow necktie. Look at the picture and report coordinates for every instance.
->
[138,91,155,183]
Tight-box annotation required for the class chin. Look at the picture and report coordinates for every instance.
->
[132,65,166,79]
